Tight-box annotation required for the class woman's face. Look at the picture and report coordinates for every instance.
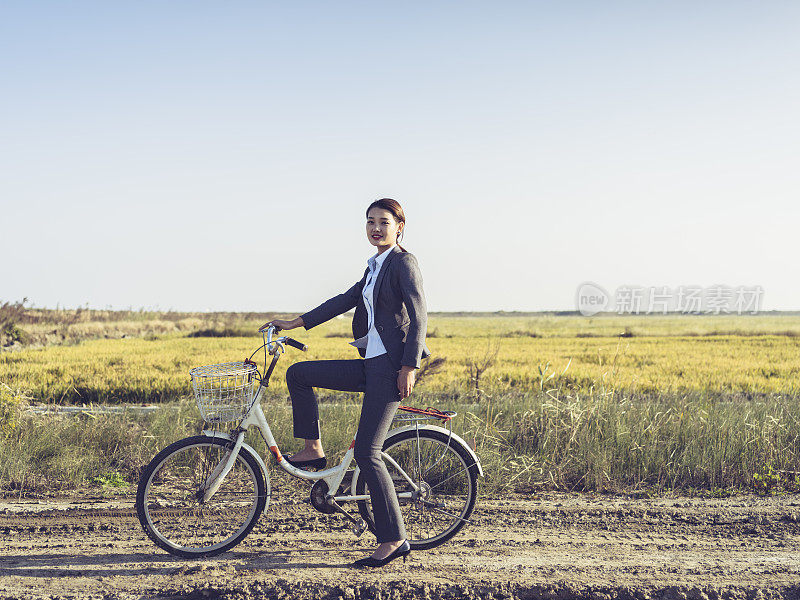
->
[366,207,403,252]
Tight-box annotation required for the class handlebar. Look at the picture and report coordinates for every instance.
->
[257,324,307,353]
[249,324,308,388]
[283,337,308,351]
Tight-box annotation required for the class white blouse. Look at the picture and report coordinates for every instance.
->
[361,245,396,358]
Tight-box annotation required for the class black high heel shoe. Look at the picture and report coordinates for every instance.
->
[352,540,411,568]
[285,456,327,470]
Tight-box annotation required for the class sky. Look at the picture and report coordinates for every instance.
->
[1,1,798,312]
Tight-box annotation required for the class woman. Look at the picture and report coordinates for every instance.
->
[261,198,430,568]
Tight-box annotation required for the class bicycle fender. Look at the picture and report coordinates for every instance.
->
[385,424,484,477]
[201,430,270,482]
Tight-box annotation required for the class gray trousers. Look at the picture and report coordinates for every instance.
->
[285,354,407,543]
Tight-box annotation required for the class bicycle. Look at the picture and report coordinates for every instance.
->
[135,324,483,558]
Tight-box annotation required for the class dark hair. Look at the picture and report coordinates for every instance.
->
[365,198,407,252]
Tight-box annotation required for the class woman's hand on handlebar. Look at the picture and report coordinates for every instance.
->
[258,317,304,332]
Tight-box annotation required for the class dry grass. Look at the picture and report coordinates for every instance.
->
[1,301,295,348]
[2,309,800,495]
[2,387,799,496]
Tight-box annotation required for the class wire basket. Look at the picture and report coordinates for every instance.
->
[190,361,259,423]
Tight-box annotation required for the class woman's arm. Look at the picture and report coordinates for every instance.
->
[395,253,428,369]
[259,316,304,331]
[259,269,367,332]
[299,272,367,330]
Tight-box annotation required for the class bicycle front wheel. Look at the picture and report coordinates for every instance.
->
[355,428,479,550]
[136,435,268,558]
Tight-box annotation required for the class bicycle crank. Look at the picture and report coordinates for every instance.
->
[310,480,375,537]
[324,495,373,536]
[310,480,337,514]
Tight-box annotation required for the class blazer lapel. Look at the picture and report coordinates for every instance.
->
[372,245,400,303]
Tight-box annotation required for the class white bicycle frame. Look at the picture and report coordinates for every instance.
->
[203,400,418,505]
[198,325,482,526]
[200,325,421,508]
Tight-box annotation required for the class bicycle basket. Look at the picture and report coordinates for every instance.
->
[190,361,259,423]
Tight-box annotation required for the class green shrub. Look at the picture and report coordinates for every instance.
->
[0,383,24,436]
[92,471,130,488]
[2,322,29,345]
[0,299,28,347]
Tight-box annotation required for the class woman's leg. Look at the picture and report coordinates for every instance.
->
[285,359,365,459]
[353,354,406,556]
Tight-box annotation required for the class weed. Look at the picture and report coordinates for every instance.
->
[753,466,800,496]
[466,338,500,395]
[415,357,447,386]
[0,383,24,436]
[92,471,130,488]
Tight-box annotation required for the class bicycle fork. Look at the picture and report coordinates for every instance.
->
[201,431,245,503]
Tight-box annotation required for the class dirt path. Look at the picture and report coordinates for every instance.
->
[0,489,799,599]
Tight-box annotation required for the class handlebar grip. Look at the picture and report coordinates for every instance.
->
[284,337,308,351]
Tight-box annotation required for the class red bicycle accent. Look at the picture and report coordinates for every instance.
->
[398,405,452,421]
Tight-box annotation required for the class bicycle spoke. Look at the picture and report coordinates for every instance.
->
[356,429,476,549]
[141,440,262,554]
[428,468,468,493]
[421,502,473,523]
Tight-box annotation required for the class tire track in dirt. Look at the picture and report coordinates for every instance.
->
[0,492,799,599]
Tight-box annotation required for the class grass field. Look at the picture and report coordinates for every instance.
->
[1,313,799,403]
[2,386,799,496]
[1,311,800,495]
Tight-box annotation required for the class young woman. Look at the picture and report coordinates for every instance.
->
[260,198,430,568]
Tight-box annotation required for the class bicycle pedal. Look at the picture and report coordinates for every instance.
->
[351,518,368,537]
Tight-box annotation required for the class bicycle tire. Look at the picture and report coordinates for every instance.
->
[355,427,479,550]
[136,435,268,558]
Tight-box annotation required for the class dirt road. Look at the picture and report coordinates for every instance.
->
[1,488,799,600]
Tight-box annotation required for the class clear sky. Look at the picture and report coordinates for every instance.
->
[2,1,798,312]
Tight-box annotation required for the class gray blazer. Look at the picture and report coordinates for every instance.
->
[300,246,431,369]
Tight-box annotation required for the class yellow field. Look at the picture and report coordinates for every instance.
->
[2,314,799,404]
[3,313,800,493]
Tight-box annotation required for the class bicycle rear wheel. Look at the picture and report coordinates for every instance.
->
[355,428,479,550]
[136,435,268,558]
